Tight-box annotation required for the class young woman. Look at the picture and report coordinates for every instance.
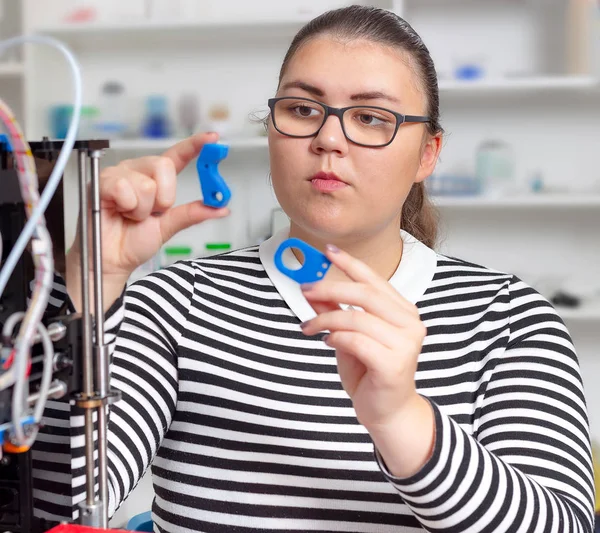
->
[37,5,594,532]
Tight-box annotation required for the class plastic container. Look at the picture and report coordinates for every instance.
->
[50,105,73,139]
[475,140,516,197]
[50,105,99,139]
[96,81,128,139]
[142,95,171,139]
[79,106,99,139]
[177,93,200,137]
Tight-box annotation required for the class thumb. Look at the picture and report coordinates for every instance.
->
[159,201,229,242]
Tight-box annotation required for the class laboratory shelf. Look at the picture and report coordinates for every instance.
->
[37,18,309,46]
[109,137,268,152]
[38,18,310,33]
[439,76,599,96]
[431,194,600,209]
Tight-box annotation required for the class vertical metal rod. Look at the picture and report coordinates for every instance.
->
[90,149,109,529]
[77,149,96,509]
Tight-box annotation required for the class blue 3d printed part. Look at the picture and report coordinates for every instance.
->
[274,238,331,284]
[196,143,231,208]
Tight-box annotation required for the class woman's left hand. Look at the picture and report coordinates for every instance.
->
[300,244,427,433]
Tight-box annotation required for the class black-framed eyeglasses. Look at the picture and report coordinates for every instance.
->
[267,96,430,148]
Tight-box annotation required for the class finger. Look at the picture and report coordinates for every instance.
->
[324,245,416,313]
[100,170,137,212]
[306,298,339,317]
[101,170,157,221]
[302,281,418,328]
[159,201,229,242]
[121,156,177,214]
[161,132,219,174]
[301,309,404,350]
[325,331,390,372]
[120,172,158,221]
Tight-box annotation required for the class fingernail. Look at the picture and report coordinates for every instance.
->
[322,334,330,344]
[301,283,315,291]
[326,244,339,253]
[300,321,309,329]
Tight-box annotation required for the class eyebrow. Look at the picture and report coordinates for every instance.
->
[280,81,400,104]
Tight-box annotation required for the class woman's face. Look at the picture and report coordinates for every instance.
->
[268,37,441,243]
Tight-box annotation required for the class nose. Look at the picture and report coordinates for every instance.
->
[311,114,349,156]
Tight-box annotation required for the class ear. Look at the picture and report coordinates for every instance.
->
[415,133,442,184]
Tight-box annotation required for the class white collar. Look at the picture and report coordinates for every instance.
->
[259,227,438,322]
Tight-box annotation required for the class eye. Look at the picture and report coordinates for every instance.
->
[292,105,319,118]
[358,113,386,126]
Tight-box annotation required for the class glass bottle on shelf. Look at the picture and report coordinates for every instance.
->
[475,140,516,198]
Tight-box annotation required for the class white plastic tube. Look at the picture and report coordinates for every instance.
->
[0,35,82,298]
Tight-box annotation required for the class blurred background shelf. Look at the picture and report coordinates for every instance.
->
[37,18,310,46]
[110,136,268,152]
[438,75,599,95]
[38,18,311,33]
[431,194,600,208]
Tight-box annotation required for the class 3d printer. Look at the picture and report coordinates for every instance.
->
[0,32,120,533]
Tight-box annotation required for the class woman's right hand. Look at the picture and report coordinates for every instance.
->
[66,132,229,310]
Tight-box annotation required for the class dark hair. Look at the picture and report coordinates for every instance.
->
[277,5,442,248]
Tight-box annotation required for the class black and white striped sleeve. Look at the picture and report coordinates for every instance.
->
[376,276,595,532]
[34,262,195,521]
[92,263,196,518]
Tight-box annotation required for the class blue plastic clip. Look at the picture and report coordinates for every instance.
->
[196,143,231,208]
[274,238,331,284]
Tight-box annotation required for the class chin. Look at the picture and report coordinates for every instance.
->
[292,209,357,242]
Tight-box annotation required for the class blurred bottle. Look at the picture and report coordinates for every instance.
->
[96,81,128,139]
[475,140,516,197]
[142,95,171,138]
[453,56,486,81]
[49,105,73,139]
[50,105,99,139]
[207,103,232,138]
[79,106,99,139]
[177,93,200,137]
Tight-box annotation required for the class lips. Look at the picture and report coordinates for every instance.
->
[310,171,347,184]
[310,171,349,192]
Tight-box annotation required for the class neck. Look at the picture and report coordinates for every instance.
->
[288,222,404,283]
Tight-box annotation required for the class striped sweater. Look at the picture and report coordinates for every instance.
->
[32,229,595,532]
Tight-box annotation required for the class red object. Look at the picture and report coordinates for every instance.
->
[63,7,97,23]
[46,525,129,533]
